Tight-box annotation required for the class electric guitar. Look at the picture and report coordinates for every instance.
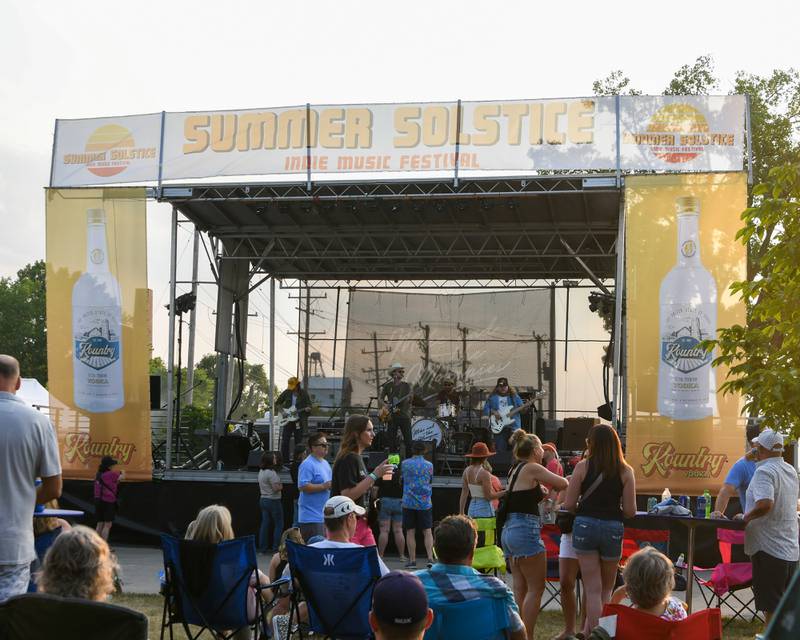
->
[378,391,414,423]
[489,392,547,434]
[275,406,311,429]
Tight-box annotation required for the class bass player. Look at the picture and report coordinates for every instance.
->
[379,363,413,458]
[483,377,526,453]
[276,376,312,466]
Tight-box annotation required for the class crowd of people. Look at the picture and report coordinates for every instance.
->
[2,354,799,640]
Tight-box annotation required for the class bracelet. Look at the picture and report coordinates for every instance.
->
[368,472,378,482]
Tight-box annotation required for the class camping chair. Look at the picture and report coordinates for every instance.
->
[425,597,510,640]
[285,540,382,639]
[762,563,800,639]
[692,528,762,628]
[541,523,563,609]
[472,517,506,575]
[0,592,148,640]
[27,527,64,592]
[160,533,279,640]
[620,527,670,566]
[600,603,722,640]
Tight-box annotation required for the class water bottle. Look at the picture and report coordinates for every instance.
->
[695,493,706,518]
[661,487,671,503]
[647,496,658,512]
[703,489,712,518]
[675,553,685,568]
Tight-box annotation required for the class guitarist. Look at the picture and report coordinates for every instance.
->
[483,377,526,453]
[276,376,312,465]
[380,363,413,458]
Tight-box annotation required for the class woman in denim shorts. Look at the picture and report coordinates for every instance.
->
[376,470,406,562]
[502,430,568,638]
[564,424,636,636]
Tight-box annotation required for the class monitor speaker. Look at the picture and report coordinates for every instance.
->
[150,375,162,410]
[247,449,265,470]
[491,450,514,476]
[218,435,251,469]
[559,417,599,450]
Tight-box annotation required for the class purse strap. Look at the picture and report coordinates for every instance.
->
[507,462,526,493]
[578,470,604,506]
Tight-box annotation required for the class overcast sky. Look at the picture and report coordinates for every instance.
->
[1,0,797,412]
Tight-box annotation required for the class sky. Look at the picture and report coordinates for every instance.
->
[1,0,798,414]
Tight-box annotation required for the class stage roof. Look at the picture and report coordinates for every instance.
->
[161,174,620,286]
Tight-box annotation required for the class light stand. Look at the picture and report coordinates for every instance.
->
[168,293,197,467]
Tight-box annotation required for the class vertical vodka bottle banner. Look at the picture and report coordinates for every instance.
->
[72,208,125,413]
[657,196,717,421]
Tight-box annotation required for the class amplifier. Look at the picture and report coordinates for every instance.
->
[218,435,251,469]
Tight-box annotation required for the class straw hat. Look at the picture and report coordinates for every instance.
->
[389,363,404,372]
[464,442,494,458]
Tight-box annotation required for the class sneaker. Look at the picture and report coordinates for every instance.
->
[404,560,417,569]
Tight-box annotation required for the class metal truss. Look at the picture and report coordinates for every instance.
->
[278,278,612,290]
[163,173,616,203]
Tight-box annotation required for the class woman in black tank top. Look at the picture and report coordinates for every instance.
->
[502,430,568,639]
[563,424,637,636]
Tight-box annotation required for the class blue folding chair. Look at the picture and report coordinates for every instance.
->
[160,533,275,640]
[424,597,510,640]
[285,540,382,639]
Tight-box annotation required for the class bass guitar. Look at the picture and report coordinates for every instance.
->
[489,392,547,434]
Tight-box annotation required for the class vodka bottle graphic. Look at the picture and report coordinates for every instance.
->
[72,209,124,413]
[657,196,717,420]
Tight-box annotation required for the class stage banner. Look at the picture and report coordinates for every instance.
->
[624,173,747,495]
[45,188,151,481]
[51,114,162,187]
[49,96,745,185]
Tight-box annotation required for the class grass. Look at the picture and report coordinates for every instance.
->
[112,593,764,639]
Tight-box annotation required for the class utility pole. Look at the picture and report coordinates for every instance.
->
[288,285,327,386]
[457,323,469,392]
[418,322,430,385]
[361,331,391,400]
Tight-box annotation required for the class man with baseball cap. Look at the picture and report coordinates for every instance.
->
[275,376,312,466]
[742,428,799,626]
[369,571,433,640]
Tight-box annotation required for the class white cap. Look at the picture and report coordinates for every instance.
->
[389,363,404,372]
[324,495,365,518]
[751,428,784,452]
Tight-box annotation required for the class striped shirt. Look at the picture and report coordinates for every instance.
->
[414,563,524,633]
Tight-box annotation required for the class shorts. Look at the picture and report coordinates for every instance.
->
[501,512,545,560]
[752,550,797,613]
[0,563,30,603]
[468,497,495,519]
[572,516,624,561]
[379,497,403,522]
[402,508,433,531]
[559,532,577,560]
[95,499,117,523]
[351,517,376,546]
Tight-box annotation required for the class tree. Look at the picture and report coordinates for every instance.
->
[708,164,800,438]
[0,261,47,384]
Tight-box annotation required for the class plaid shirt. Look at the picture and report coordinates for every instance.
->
[414,563,524,633]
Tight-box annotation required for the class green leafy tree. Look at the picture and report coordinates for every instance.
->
[707,164,800,437]
[0,261,47,384]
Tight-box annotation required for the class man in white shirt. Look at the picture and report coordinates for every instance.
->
[743,428,799,625]
[0,355,62,601]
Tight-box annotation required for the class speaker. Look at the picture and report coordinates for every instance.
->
[559,417,599,450]
[247,449,265,470]
[218,435,251,469]
[150,375,162,410]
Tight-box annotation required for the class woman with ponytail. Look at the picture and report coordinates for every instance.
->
[502,429,568,639]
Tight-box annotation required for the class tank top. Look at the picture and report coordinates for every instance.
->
[466,466,488,499]
[576,459,624,521]
[507,463,544,514]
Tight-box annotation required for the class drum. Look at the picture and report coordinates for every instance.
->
[437,402,456,419]
[411,417,445,448]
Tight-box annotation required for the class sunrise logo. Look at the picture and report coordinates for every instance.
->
[62,124,157,177]
[623,102,735,164]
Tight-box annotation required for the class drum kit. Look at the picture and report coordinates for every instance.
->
[410,400,463,455]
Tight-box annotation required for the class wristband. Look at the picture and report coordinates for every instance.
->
[368,472,378,482]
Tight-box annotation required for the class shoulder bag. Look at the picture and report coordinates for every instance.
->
[556,471,604,534]
[495,463,525,534]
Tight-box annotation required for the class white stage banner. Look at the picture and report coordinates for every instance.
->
[51,114,162,187]
[50,96,746,186]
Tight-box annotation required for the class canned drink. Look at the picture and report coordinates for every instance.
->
[647,497,658,512]
[679,495,691,509]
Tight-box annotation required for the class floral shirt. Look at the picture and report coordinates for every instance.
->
[659,596,688,621]
[401,455,433,510]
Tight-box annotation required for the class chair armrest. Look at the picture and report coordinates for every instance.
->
[259,576,291,592]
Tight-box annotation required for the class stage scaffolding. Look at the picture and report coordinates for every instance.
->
[158,173,624,473]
